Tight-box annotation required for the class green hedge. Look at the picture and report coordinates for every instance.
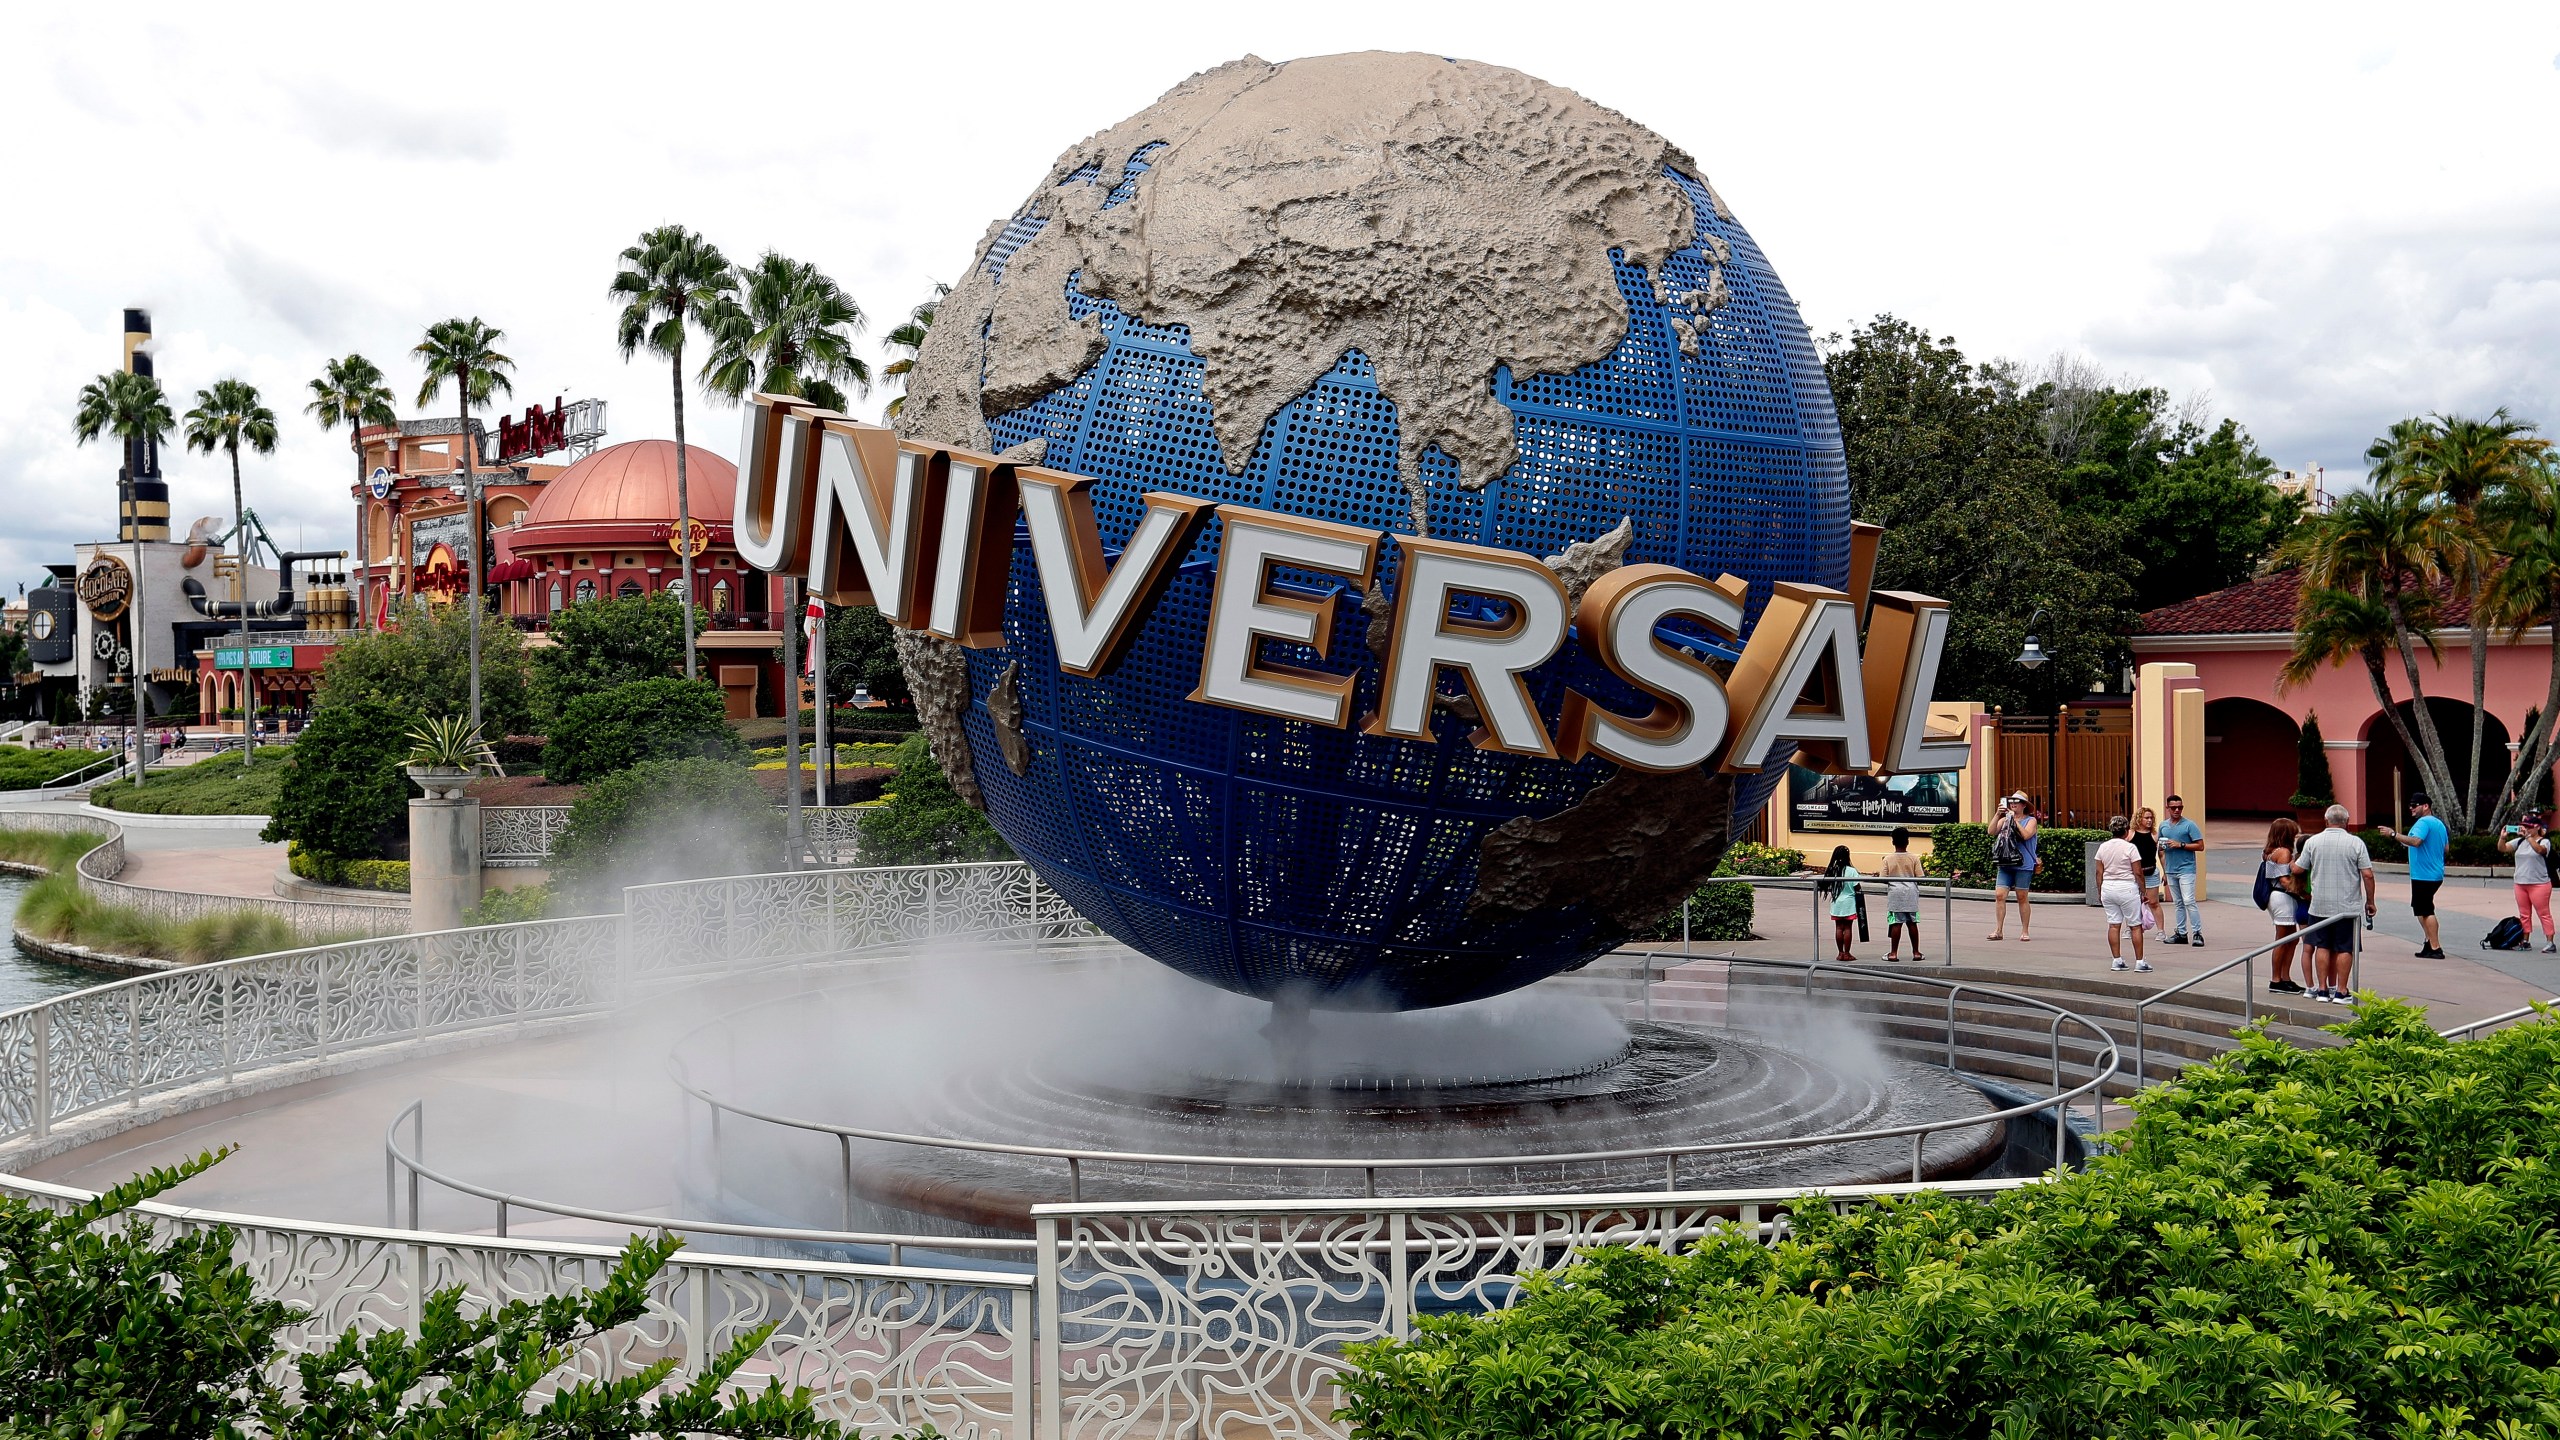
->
[0,746,115,789]
[545,678,744,785]
[1638,844,1803,943]
[91,748,286,815]
[286,844,410,893]
[1924,821,2106,891]
[1342,998,2560,1437]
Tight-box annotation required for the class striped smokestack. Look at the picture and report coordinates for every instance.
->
[118,308,168,542]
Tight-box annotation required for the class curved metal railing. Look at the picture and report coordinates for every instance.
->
[657,948,2115,1206]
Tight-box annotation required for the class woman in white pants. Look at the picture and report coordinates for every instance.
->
[2094,815,2151,972]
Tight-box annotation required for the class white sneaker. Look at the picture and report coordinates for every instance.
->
[2135,960,2153,971]
[2111,959,2128,971]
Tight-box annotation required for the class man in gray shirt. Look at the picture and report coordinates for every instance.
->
[2291,803,2376,1004]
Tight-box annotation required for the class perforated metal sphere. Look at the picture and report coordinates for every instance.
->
[950,142,1849,1011]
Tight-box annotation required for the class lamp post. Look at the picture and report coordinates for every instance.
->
[2015,608,2054,821]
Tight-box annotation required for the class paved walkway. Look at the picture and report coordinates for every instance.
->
[1681,830,2554,1036]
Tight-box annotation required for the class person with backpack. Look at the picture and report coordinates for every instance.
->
[2500,811,2556,954]
[2291,804,2375,1003]
[1821,844,1863,964]
[1985,792,2039,943]
[2257,817,2306,994]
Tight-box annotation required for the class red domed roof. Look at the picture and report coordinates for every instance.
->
[520,439,736,529]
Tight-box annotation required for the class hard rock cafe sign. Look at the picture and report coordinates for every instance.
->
[76,556,133,622]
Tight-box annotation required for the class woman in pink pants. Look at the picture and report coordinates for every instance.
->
[2503,812,2556,953]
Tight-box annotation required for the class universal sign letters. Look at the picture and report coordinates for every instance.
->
[733,394,1968,777]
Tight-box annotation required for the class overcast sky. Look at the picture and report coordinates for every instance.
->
[4,2,2555,585]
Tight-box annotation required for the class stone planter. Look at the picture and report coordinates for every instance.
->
[406,765,474,800]
[2293,803,2331,831]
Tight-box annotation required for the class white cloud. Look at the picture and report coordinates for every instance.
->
[2,0,2556,584]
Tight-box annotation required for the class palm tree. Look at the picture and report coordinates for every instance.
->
[183,380,281,766]
[413,319,514,736]
[611,225,735,681]
[2478,455,2560,832]
[878,282,949,421]
[2282,485,2465,813]
[305,355,399,632]
[71,371,174,780]
[2372,411,2556,827]
[700,253,869,413]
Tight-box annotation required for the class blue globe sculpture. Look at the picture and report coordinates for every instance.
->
[898,53,1851,1011]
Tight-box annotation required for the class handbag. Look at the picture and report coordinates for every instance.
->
[2251,863,2275,911]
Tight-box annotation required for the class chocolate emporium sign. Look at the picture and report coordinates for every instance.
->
[733,393,1967,779]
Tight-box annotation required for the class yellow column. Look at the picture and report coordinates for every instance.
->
[2133,661,2208,899]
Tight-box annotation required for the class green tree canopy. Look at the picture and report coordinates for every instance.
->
[1822,316,2136,712]
[855,733,1011,865]
[2039,383,2299,613]
[700,252,870,413]
[260,698,413,860]
[819,603,912,705]
[532,592,705,723]
[543,676,743,785]
[315,603,535,736]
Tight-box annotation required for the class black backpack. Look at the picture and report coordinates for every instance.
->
[2485,917,2530,951]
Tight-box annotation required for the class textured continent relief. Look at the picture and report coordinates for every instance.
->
[895,50,1720,533]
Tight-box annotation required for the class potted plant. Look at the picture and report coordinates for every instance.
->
[405,716,498,799]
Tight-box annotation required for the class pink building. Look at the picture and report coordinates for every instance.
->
[2132,571,2556,825]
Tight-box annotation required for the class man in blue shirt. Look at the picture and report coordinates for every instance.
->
[2378,794,2450,959]
[2158,795,2207,945]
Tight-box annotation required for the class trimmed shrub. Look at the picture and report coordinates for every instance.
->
[1925,821,2104,891]
[544,678,744,785]
[549,757,783,901]
[1342,999,2560,1438]
[854,734,1012,865]
[287,844,410,892]
[261,701,413,860]
[465,882,556,925]
[1717,841,1804,876]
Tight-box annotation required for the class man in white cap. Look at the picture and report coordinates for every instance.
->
[1986,792,2041,943]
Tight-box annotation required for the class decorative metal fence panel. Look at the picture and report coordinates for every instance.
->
[480,805,572,867]
[0,1175,1032,1438]
[1032,1182,2034,1440]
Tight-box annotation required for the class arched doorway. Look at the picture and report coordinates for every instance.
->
[2364,698,2511,830]
[2204,698,2300,817]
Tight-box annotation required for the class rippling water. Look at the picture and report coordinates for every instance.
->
[0,872,98,1010]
